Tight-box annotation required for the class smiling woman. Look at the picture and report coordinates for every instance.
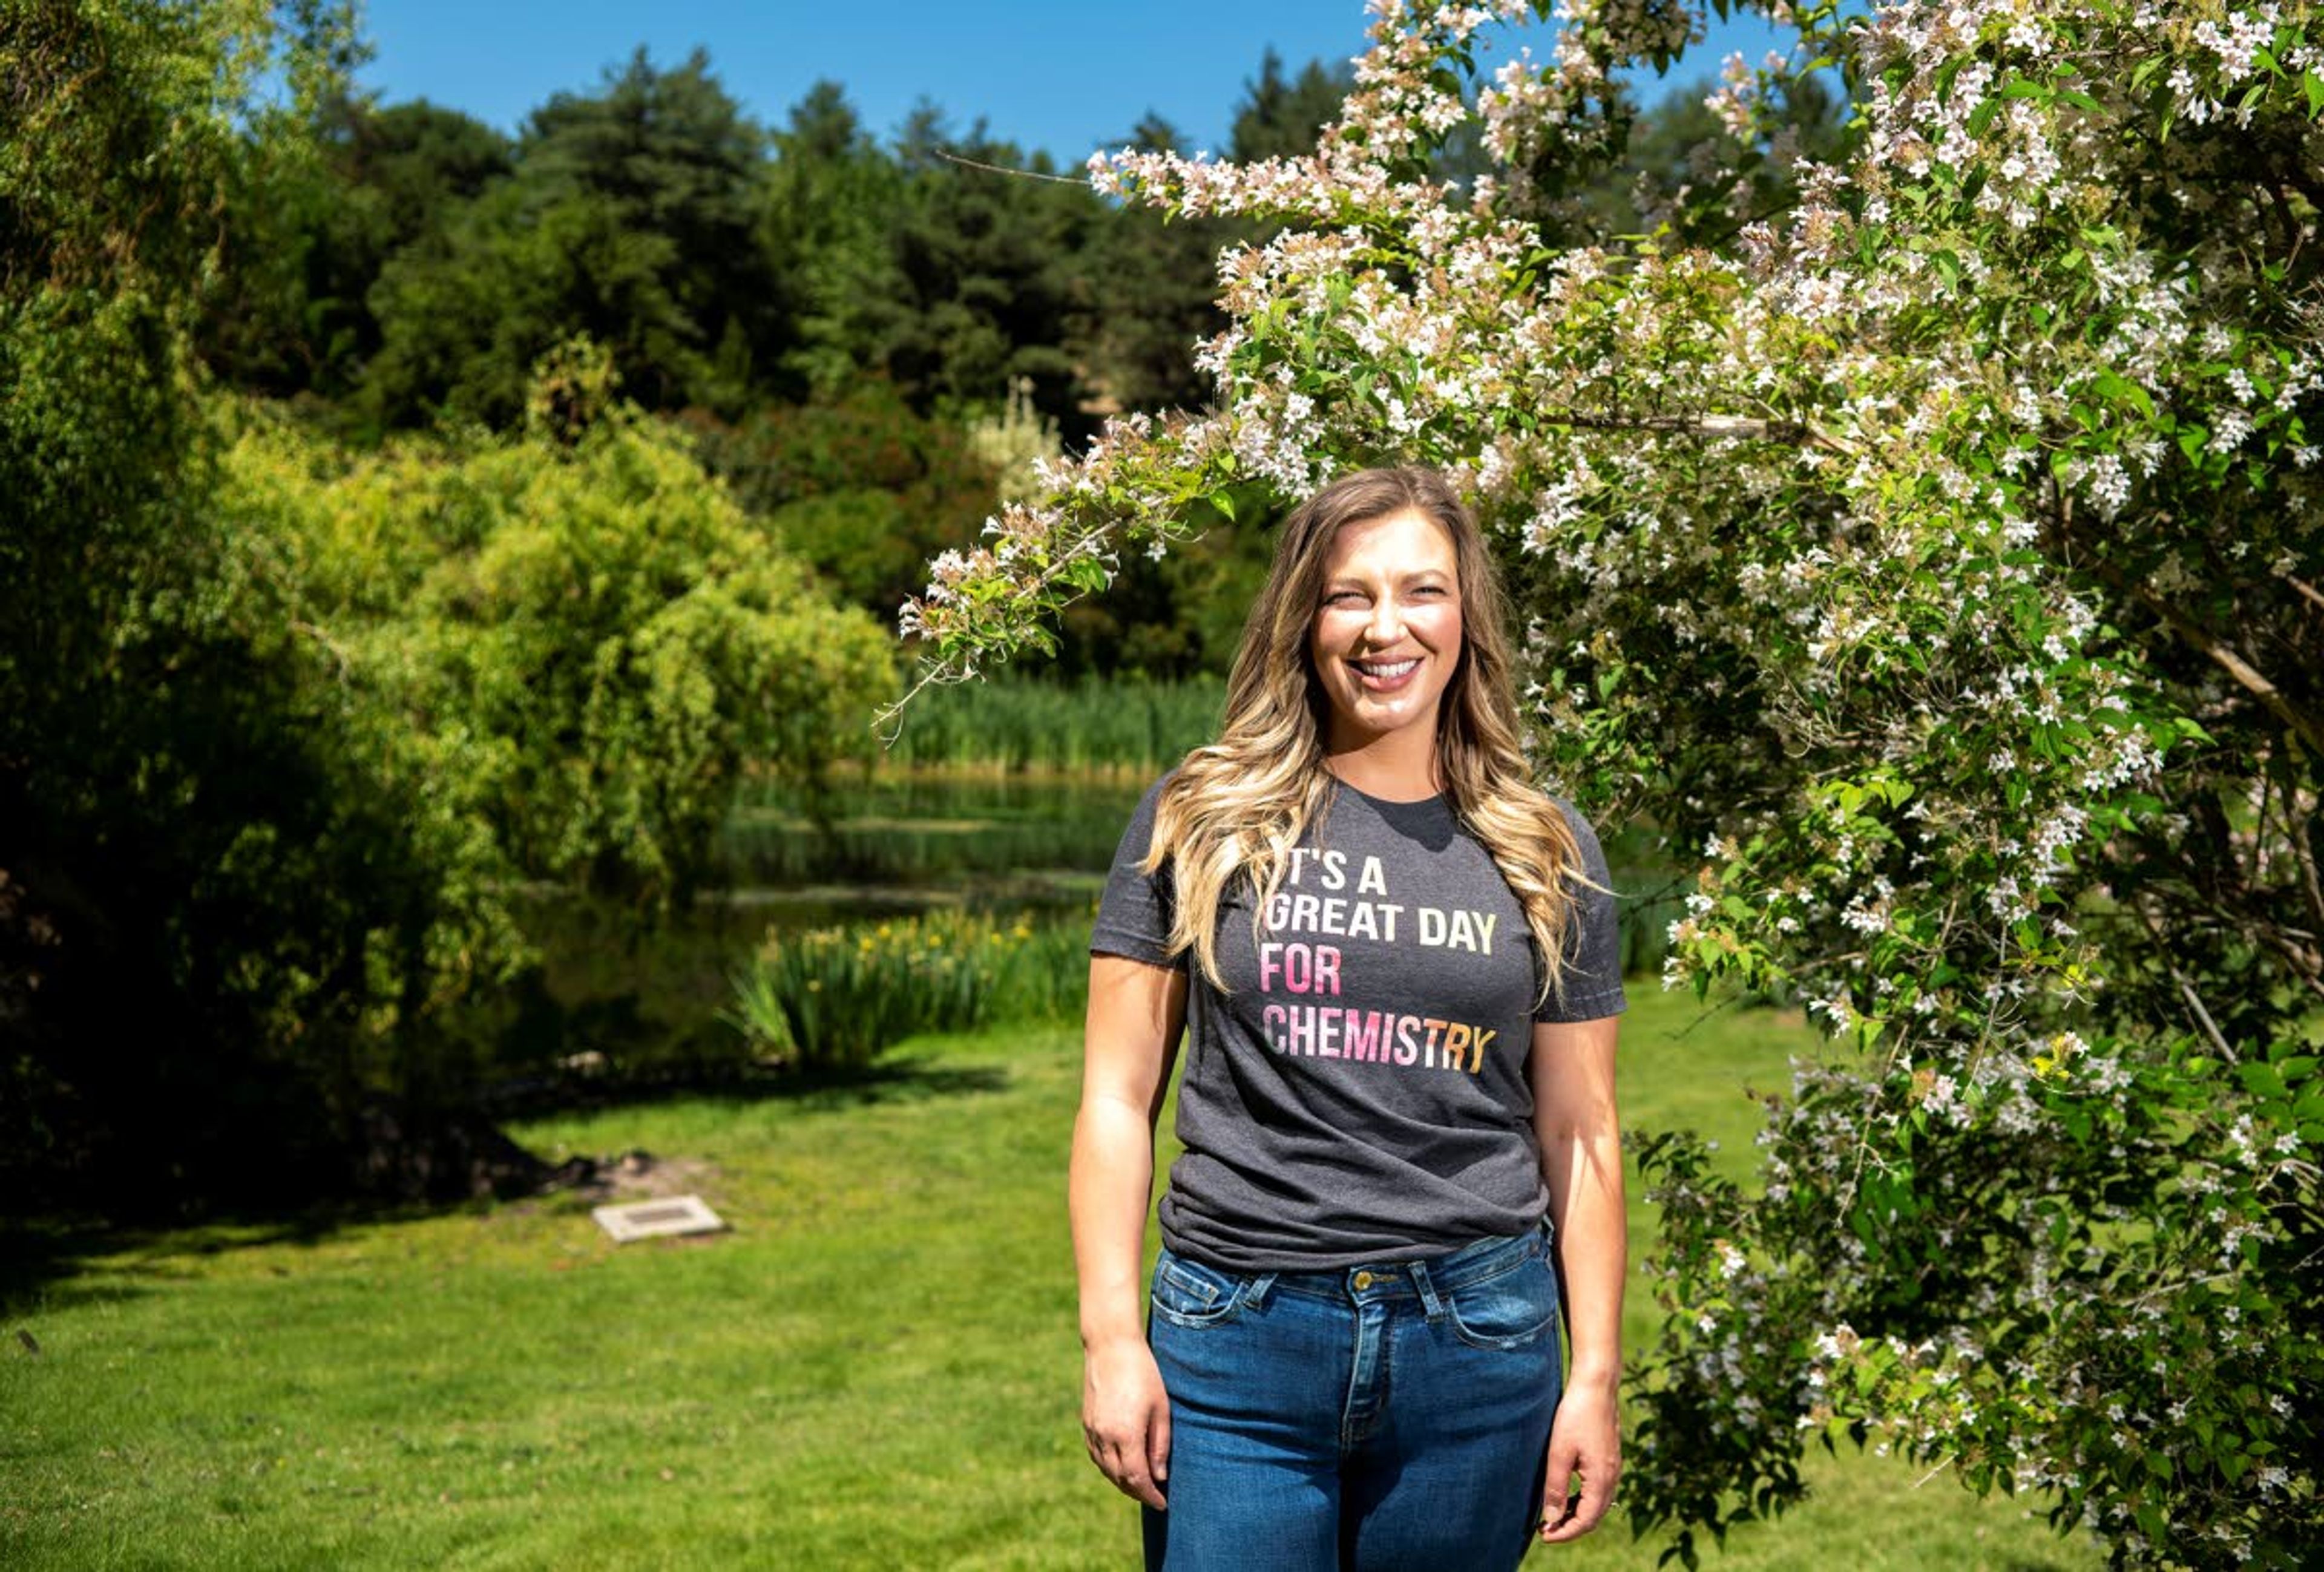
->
[1307,507,1465,775]
[1068,466,1630,1571]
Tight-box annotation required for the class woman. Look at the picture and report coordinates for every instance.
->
[1070,465,1628,1570]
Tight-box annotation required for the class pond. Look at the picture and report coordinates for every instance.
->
[715,770,1147,902]
[453,772,1151,1095]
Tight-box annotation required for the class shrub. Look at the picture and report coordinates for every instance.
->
[220,349,899,906]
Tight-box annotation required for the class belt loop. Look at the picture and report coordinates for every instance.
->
[1244,1271,1278,1310]
[1409,1260,1446,1323]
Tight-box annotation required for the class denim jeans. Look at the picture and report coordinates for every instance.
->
[1140,1223,1562,1572]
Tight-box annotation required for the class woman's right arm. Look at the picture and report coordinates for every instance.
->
[1070,952,1188,1511]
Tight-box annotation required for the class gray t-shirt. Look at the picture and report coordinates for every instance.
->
[1090,773,1628,1272]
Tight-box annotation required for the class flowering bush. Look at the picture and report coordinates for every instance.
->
[897,1,2324,1564]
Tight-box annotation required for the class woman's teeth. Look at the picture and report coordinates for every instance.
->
[1356,658,1417,678]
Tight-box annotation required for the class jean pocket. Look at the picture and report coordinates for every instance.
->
[1149,1249,1251,1330]
[1444,1253,1561,1351]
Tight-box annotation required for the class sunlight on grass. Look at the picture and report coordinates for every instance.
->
[1,990,2101,1568]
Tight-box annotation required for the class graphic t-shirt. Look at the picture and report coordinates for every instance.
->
[1089,773,1628,1272]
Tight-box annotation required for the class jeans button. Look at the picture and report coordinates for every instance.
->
[1353,1270,1375,1290]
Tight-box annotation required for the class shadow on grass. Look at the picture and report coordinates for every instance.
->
[479,1046,1014,1123]
[750,1055,1013,1113]
[0,1211,341,1320]
[0,1052,1011,1318]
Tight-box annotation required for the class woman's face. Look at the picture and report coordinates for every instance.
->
[1306,508,1464,752]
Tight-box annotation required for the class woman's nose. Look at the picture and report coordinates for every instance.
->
[1366,597,1405,644]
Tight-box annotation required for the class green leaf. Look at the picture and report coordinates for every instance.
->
[2267,1048,2316,1078]
[2237,1063,2288,1101]
[2092,371,2155,419]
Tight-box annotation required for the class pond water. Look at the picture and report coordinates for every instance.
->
[716,770,1147,905]
[455,772,1150,1093]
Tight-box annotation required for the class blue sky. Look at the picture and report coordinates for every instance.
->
[353,1,1794,163]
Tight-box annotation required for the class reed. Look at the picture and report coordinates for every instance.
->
[879,674,1224,771]
[726,906,1092,1069]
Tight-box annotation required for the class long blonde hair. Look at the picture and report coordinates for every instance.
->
[1145,467,1595,1009]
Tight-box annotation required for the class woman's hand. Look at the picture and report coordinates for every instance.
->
[1537,1377,1620,1542]
[1082,1335,1171,1510]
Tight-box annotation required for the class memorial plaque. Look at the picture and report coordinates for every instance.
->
[591,1194,726,1243]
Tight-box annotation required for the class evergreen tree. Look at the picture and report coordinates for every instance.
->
[868,109,1101,431]
[364,47,787,426]
[761,80,909,397]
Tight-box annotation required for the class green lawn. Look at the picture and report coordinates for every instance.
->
[1,990,2099,1568]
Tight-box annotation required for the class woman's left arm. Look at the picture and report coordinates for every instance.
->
[1529,1012,1625,1544]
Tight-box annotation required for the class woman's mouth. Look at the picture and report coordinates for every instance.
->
[1352,657,1419,691]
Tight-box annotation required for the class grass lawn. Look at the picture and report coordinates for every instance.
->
[1,989,2101,1569]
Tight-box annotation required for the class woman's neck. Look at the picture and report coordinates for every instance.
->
[1322,731,1442,804]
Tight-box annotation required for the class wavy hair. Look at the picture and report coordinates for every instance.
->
[1143,466,1596,1009]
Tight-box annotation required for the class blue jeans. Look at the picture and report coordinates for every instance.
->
[1141,1223,1562,1571]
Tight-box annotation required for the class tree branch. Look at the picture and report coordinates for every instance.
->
[933,149,1089,186]
[2040,494,2324,754]
[292,618,352,683]
[2135,893,2240,1059]
[2113,575,2324,758]
[2280,785,2324,966]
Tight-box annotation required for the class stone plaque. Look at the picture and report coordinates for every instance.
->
[591,1194,727,1243]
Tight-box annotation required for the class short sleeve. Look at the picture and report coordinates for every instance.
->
[1089,774,1184,969]
[1535,796,1629,1023]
